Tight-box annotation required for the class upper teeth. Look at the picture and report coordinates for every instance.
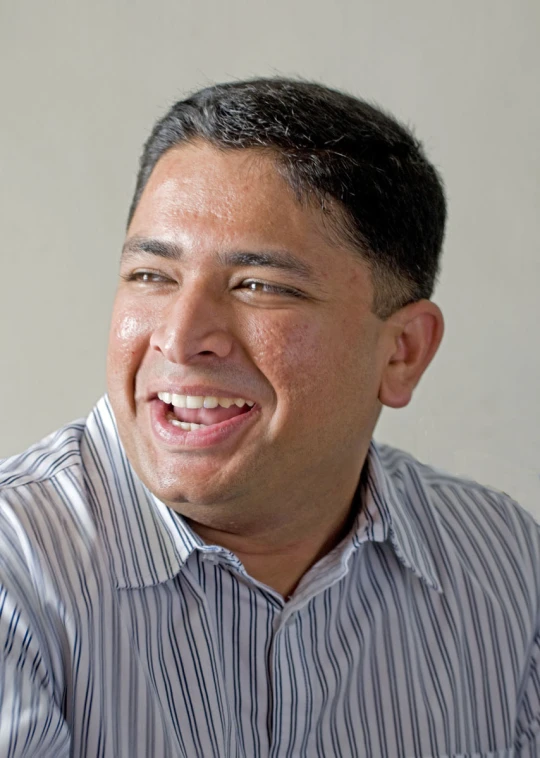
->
[157,392,254,409]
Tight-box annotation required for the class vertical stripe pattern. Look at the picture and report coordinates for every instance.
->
[0,395,539,757]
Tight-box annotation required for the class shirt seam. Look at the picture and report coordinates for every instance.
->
[0,455,83,492]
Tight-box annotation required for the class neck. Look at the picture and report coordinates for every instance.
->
[185,460,368,599]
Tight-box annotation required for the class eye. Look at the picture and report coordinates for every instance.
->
[122,270,173,284]
[239,280,304,298]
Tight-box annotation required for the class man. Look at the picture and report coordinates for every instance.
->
[0,78,538,757]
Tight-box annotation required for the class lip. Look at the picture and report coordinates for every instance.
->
[146,384,257,403]
[149,397,260,450]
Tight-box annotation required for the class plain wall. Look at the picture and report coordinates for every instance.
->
[1,0,539,515]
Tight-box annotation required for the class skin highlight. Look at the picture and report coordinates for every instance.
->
[107,141,444,597]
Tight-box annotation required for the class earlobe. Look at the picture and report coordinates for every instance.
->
[378,300,444,410]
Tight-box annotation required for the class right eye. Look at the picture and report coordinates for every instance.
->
[122,270,172,284]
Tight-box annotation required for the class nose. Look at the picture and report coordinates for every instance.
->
[149,279,235,365]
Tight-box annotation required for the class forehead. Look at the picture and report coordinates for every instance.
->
[127,141,375,308]
[130,142,342,253]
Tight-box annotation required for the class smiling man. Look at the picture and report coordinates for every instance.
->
[1,79,539,757]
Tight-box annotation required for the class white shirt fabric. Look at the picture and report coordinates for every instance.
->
[0,395,539,757]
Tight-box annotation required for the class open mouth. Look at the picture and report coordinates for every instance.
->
[156,392,255,432]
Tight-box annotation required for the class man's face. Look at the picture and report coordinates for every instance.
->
[107,142,389,512]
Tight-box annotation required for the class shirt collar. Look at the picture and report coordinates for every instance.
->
[82,396,442,593]
[356,441,443,593]
[81,396,203,589]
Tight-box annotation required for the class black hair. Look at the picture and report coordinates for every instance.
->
[128,78,446,319]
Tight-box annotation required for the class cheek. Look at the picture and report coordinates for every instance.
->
[246,311,379,412]
[248,316,341,397]
[107,300,155,384]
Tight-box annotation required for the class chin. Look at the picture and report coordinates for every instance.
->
[137,455,243,508]
[116,409,260,508]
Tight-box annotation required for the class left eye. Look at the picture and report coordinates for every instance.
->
[240,280,302,297]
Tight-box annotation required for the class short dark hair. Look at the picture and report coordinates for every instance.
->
[128,78,446,319]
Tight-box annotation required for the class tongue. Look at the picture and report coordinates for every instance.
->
[172,404,248,426]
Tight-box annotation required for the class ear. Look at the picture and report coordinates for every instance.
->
[378,300,444,409]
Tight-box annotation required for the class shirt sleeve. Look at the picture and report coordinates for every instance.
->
[514,629,540,757]
[0,510,70,758]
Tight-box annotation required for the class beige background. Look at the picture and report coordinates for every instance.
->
[1,0,538,515]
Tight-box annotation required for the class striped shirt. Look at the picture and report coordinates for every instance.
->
[0,396,539,757]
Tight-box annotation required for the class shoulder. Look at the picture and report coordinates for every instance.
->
[375,441,540,613]
[0,419,85,489]
[0,419,99,597]
[0,422,96,709]
[376,440,539,541]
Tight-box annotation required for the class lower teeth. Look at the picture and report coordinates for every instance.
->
[169,418,207,431]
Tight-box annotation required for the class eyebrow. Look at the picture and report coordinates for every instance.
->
[121,236,318,282]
